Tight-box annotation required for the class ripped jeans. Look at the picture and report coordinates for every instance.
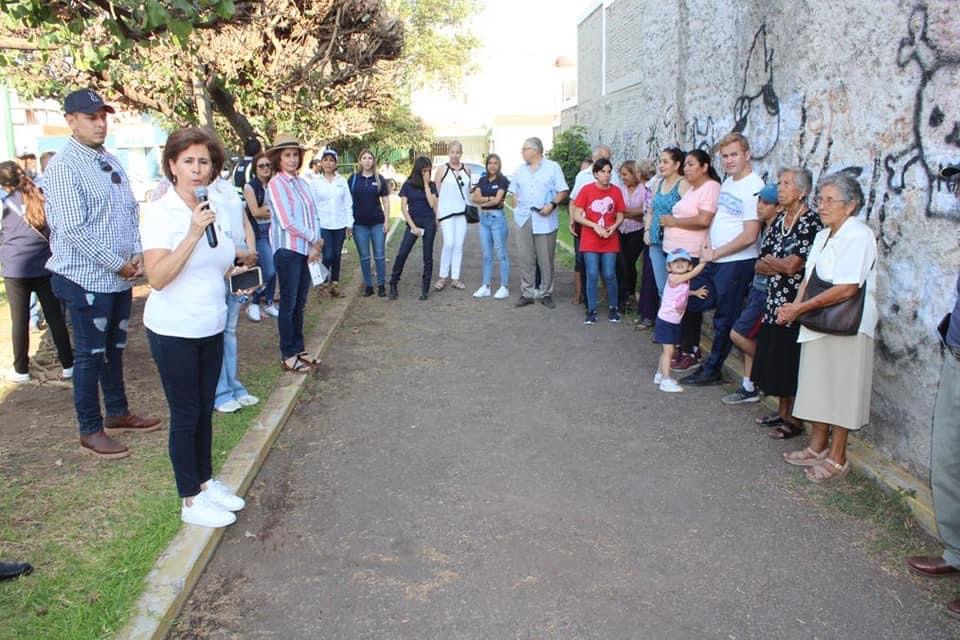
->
[51,274,131,435]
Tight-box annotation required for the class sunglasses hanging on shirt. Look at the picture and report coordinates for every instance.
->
[97,159,122,184]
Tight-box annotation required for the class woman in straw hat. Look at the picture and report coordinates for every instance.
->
[266,134,324,373]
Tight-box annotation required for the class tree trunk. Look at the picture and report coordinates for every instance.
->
[206,76,257,143]
[192,73,214,130]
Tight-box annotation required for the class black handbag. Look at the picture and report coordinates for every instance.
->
[798,241,874,335]
[445,163,480,223]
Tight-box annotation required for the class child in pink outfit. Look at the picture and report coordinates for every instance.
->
[653,248,708,392]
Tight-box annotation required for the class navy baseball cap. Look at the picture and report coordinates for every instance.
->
[755,184,779,204]
[63,89,115,115]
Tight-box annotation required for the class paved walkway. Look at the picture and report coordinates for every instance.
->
[175,225,954,639]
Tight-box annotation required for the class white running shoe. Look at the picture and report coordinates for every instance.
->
[246,304,262,322]
[263,304,279,318]
[236,394,259,407]
[215,399,243,413]
[203,478,245,512]
[62,366,74,380]
[7,370,30,384]
[181,491,237,528]
[659,378,684,393]
[473,284,492,298]
[653,371,663,385]
[494,286,509,299]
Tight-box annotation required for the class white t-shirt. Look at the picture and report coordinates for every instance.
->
[140,188,236,338]
[709,172,764,263]
[797,217,878,343]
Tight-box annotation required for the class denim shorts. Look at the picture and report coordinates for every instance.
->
[732,285,767,340]
[653,317,681,345]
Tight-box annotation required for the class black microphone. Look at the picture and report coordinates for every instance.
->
[194,186,217,248]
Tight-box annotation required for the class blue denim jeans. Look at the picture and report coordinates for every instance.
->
[353,223,386,287]
[215,291,250,407]
[648,243,668,295]
[321,227,348,283]
[51,274,131,435]
[252,236,277,306]
[686,258,757,373]
[583,251,619,313]
[147,329,222,498]
[273,249,312,359]
[479,210,510,286]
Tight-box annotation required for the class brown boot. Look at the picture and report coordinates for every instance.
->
[104,413,162,435]
[329,282,344,298]
[80,431,130,459]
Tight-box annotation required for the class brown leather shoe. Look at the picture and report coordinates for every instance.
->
[947,599,960,620]
[80,431,130,459]
[103,413,162,435]
[906,555,960,578]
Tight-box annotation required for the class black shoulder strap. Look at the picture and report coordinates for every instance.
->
[441,163,451,184]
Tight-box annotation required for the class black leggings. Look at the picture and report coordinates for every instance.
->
[616,230,645,309]
[4,275,73,374]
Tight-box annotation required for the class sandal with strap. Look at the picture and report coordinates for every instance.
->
[281,356,312,374]
[783,447,829,467]
[450,280,465,290]
[434,278,447,291]
[298,352,321,367]
[756,412,785,427]
[768,422,804,440]
[805,457,851,483]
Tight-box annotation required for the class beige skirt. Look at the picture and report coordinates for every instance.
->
[793,333,874,431]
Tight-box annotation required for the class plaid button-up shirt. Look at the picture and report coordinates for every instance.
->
[44,136,141,293]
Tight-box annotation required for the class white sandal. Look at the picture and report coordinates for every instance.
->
[783,447,828,467]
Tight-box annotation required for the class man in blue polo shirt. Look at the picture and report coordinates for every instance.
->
[509,137,569,308]
[44,89,160,459]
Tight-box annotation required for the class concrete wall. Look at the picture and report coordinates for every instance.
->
[563,0,960,476]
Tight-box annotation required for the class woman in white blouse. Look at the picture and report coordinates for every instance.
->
[776,172,878,483]
[140,127,249,529]
[433,141,471,291]
[310,148,353,298]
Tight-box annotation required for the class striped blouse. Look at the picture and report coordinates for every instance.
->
[267,171,318,256]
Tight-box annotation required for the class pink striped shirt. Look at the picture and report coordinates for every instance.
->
[268,172,318,256]
[620,183,650,235]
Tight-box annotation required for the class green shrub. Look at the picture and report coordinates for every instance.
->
[547,125,592,195]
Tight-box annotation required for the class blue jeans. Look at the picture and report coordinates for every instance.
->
[685,258,757,373]
[147,329,222,498]
[648,243,668,295]
[321,227,348,283]
[479,210,510,286]
[51,274,131,435]
[583,252,619,313]
[215,291,250,407]
[353,223,386,287]
[273,249,312,359]
[252,236,277,306]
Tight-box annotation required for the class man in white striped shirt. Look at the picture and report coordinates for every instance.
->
[44,89,160,459]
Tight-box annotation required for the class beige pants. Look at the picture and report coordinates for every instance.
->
[515,218,557,299]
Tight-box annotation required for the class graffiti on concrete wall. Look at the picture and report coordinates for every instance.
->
[732,24,780,160]
[884,4,960,220]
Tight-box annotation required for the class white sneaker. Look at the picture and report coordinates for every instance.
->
[494,286,509,299]
[236,394,259,407]
[7,370,30,384]
[473,284,492,298]
[203,478,245,511]
[62,366,74,380]
[181,491,237,528]
[246,304,262,322]
[653,371,663,385]
[659,378,684,393]
[263,304,279,318]
[216,399,243,413]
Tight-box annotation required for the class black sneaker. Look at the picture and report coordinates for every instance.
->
[722,386,760,405]
[363,286,375,297]
[377,285,386,297]
[419,290,429,301]
[608,307,621,323]
[388,284,398,300]
[584,310,598,325]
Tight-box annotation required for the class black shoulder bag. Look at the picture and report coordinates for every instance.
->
[797,238,874,336]
[443,163,480,223]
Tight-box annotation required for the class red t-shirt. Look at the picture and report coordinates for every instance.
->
[574,183,625,253]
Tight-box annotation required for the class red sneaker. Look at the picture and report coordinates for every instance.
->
[671,351,701,374]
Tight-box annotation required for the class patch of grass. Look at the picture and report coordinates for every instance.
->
[0,260,356,640]
[502,204,576,270]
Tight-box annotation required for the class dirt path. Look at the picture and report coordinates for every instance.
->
[175,226,955,639]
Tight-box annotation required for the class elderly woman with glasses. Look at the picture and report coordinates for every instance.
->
[776,172,878,482]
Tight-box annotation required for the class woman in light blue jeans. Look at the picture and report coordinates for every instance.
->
[349,149,391,297]
[470,154,510,299]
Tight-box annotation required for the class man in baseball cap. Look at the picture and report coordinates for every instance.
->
[63,89,116,115]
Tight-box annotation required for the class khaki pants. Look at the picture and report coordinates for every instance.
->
[932,351,960,567]
[515,218,557,299]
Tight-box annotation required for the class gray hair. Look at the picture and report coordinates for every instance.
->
[523,137,544,154]
[594,144,612,160]
[779,166,813,196]
[636,159,657,180]
[817,171,864,214]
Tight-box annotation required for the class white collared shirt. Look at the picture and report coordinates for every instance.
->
[309,174,354,230]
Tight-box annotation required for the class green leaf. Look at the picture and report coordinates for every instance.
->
[168,19,193,46]
[144,1,168,30]
[215,0,236,19]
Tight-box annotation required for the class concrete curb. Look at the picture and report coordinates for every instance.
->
[117,221,402,640]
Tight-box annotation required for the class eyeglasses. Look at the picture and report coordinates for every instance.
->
[97,159,122,185]
[816,196,847,207]
[256,163,271,169]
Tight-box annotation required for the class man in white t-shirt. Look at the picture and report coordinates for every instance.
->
[680,132,764,386]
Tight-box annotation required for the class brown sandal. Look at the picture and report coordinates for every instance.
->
[298,352,321,367]
[805,458,851,483]
[281,356,312,374]
[783,447,829,467]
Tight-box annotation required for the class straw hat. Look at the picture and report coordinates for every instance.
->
[266,133,305,155]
